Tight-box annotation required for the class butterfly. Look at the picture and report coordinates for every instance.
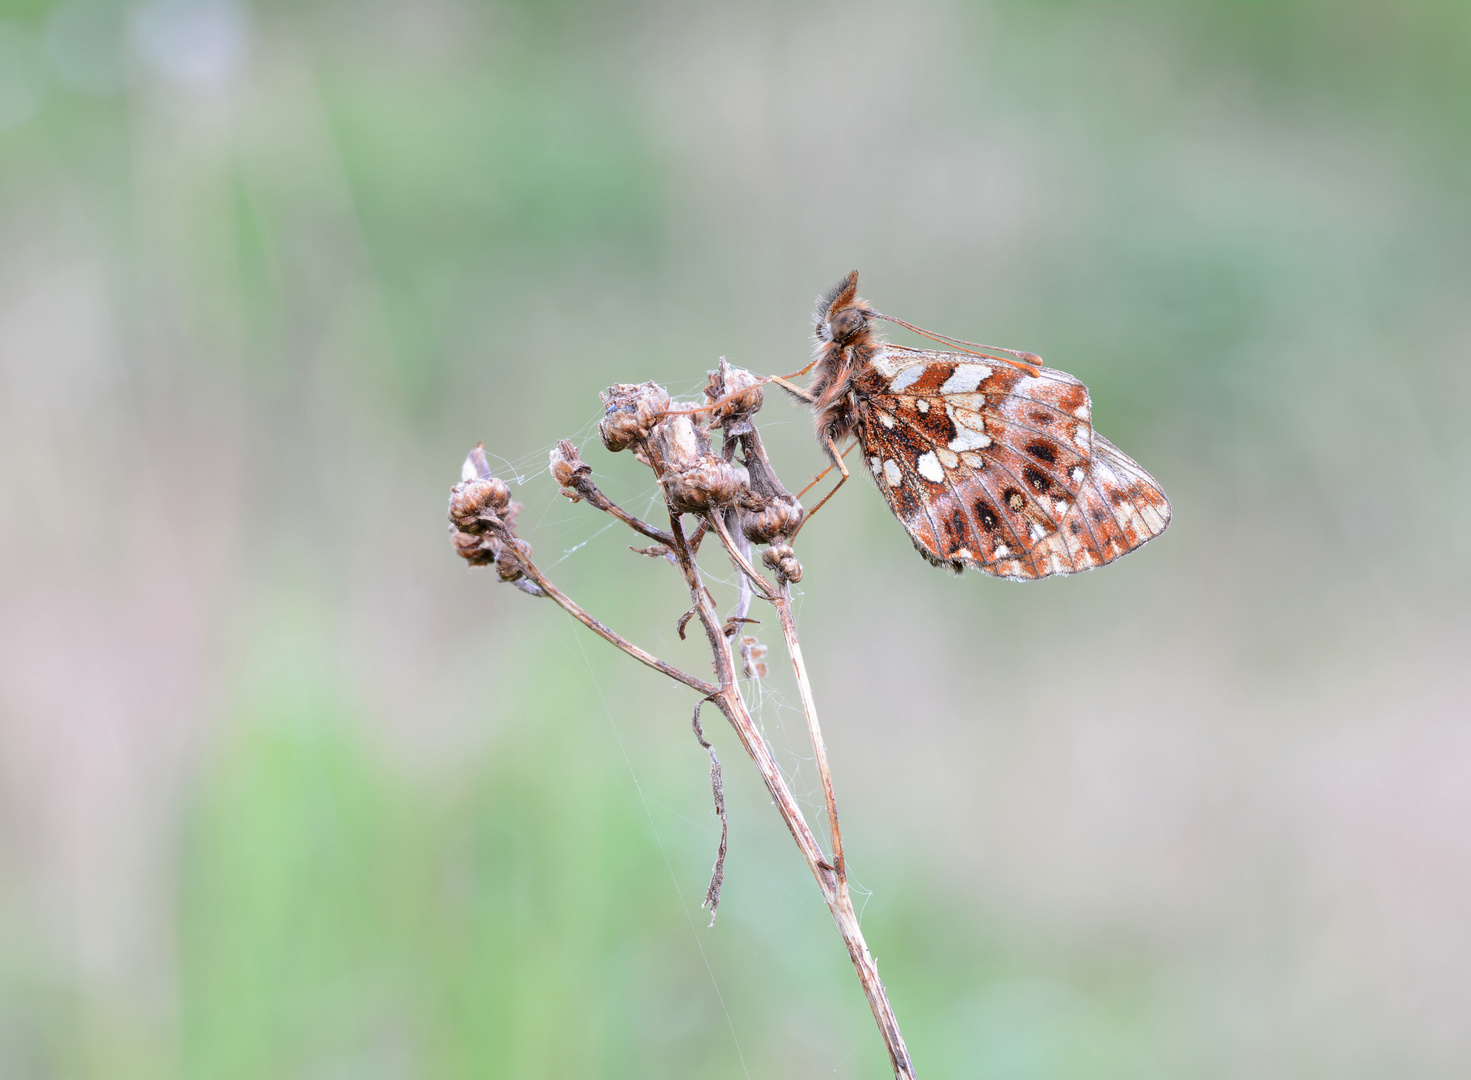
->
[789,271,1170,579]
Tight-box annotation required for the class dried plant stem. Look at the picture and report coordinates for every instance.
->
[451,381,915,1077]
[509,555,717,698]
[677,516,915,1080]
[773,581,845,876]
[704,513,845,869]
[562,472,675,547]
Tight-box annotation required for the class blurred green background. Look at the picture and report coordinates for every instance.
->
[2,0,1469,1076]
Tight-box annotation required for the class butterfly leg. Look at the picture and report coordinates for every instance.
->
[664,373,816,420]
[794,438,856,500]
[790,437,852,538]
[767,375,816,403]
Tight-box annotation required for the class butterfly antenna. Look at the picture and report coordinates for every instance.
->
[870,312,1043,372]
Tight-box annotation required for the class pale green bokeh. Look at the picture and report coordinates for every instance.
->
[1,1,1468,1077]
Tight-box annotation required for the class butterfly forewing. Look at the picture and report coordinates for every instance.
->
[802,271,1169,578]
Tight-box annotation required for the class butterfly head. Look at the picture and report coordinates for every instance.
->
[813,270,876,349]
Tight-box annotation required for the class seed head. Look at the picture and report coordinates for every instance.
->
[704,357,764,426]
[762,542,802,584]
[549,439,592,494]
[448,447,524,567]
[649,413,750,513]
[449,477,511,532]
[741,495,804,544]
[452,529,500,566]
[599,382,672,452]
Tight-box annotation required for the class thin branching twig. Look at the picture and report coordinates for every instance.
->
[447,361,915,1078]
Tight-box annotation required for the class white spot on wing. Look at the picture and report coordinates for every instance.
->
[916,398,929,413]
[995,545,1010,558]
[889,366,925,392]
[940,364,992,394]
[869,456,882,477]
[916,451,944,483]
[949,429,991,452]
[960,451,985,468]
[950,407,986,432]
[937,447,959,468]
[1011,375,1042,399]
[883,459,902,486]
[1070,466,1085,485]
[879,413,895,428]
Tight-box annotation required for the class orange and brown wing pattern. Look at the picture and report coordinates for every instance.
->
[851,346,1168,578]
[1028,432,1171,576]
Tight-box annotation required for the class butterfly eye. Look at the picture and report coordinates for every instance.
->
[829,309,867,345]
[815,321,832,342]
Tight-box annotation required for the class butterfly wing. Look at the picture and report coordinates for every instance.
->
[852,346,1168,578]
[1036,430,1171,575]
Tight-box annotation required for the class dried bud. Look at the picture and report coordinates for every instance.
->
[740,495,804,545]
[599,381,672,452]
[662,459,750,514]
[449,478,512,534]
[452,529,500,566]
[762,542,802,583]
[549,439,591,490]
[649,413,749,513]
[495,538,531,583]
[449,445,525,561]
[704,357,764,425]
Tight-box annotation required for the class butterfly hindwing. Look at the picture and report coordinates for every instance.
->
[1036,431,1171,574]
